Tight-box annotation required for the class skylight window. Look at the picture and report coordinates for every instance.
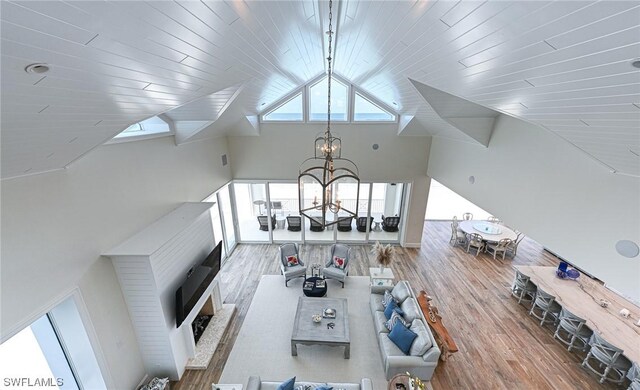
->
[308,76,348,121]
[353,92,395,121]
[263,92,303,121]
[113,116,171,140]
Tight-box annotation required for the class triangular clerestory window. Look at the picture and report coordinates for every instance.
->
[263,92,303,121]
[353,92,395,121]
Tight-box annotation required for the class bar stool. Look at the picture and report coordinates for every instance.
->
[554,308,592,352]
[582,332,633,384]
[528,287,562,327]
[511,270,537,306]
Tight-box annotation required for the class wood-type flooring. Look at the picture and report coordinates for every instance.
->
[174,221,615,390]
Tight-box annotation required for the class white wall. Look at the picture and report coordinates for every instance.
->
[228,123,430,182]
[428,114,640,301]
[228,123,432,244]
[1,136,231,389]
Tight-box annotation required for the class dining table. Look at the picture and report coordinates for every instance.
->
[514,265,640,365]
[459,220,517,243]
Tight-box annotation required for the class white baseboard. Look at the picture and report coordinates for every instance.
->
[403,243,421,248]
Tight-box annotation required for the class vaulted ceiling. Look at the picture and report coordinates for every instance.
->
[2,1,639,179]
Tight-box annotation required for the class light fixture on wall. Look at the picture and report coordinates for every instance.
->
[298,0,359,229]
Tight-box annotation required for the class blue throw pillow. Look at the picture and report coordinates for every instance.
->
[277,377,296,390]
[388,321,417,355]
[383,299,404,319]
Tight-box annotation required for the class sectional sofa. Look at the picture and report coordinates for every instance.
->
[369,280,441,380]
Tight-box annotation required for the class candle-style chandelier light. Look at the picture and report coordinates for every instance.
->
[298,0,360,229]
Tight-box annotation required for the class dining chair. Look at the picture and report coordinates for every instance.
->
[511,270,537,306]
[627,362,640,389]
[487,216,500,223]
[450,220,468,247]
[554,307,593,352]
[582,332,633,384]
[506,232,525,258]
[462,212,473,220]
[466,233,484,256]
[529,287,562,327]
[485,238,512,260]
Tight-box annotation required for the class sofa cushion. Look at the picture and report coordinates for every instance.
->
[373,310,389,334]
[370,293,385,313]
[385,310,408,331]
[277,377,296,390]
[391,281,411,303]
[400,298,420,322]
[382,290,395,308]
[388,321,417,355]
[383,300,403,319]
[409,319,433,356]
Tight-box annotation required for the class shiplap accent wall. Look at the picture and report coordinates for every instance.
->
[105,202,216,379]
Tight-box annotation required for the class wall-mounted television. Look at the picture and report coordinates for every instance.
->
[175,241,222,328]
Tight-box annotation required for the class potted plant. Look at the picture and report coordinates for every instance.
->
[372,241,394,273]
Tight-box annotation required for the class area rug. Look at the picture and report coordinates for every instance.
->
[219,275,388,386]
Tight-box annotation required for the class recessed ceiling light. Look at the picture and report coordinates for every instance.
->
[25,63,50,74]
[632,60,640,69]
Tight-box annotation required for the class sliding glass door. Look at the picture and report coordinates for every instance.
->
[228,180,405,245]
[369,183,405,242]
[268,183,302,242]
[234,183,270,242]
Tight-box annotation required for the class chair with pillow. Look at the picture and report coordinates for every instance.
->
[322,244,350,287]
[278,243,307,287]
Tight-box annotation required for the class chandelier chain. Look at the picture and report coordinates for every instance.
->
[326,0,333,138]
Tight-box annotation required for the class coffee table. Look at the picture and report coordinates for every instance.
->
[291,297,350,358]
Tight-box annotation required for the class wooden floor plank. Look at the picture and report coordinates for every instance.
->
[173,221,614,390]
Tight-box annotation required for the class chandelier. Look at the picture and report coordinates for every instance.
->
[298,0,360,229]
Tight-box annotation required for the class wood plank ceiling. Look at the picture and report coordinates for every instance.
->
[1,1,639,179]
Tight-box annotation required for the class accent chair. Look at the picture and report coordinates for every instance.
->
[356,216,373,232]
[286,216,301,231]
[257,215,276,231]
[278,243,306,287]
[309,217,325,232]
[382,215,400,232]
[337,216,353,232]
[322,244,350,287]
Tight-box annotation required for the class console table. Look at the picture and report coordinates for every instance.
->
[417,291,458,361]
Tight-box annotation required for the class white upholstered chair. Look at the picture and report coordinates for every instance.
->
[278,243,307,287]
[322,244,350,287]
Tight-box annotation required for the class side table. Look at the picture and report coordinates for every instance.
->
[369,267,395,293]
